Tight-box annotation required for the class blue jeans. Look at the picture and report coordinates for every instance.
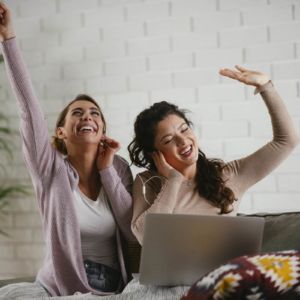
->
[84,259,122,292]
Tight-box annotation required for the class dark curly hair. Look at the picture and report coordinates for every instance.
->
[128,101,236,214]
[52,94,106,155]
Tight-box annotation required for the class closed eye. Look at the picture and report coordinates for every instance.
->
[91,111,100,116]
[164,138,172,145]
[181,126,189,133]
[72,110,82,116]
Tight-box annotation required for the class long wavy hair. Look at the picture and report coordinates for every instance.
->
[128,101,236,214]
[52,94,106,155]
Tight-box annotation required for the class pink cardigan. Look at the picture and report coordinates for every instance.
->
[1,37,135,296]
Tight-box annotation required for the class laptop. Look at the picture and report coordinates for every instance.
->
[139,213,265,286]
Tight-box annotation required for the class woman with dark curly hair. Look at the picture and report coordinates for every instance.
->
[128,66,300,245]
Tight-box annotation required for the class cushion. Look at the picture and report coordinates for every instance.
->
[181,250,300,300]
[240,212,300,252]
[0,277,35,288]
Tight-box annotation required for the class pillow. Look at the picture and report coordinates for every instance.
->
[181,250,300,300]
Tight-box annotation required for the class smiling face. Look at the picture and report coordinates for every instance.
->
[56,100,105,150]
[154,114,199,172]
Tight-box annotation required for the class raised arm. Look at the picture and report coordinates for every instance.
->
[0,3,57,181]
[220,66,300,195]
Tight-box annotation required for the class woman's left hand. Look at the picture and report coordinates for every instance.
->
[219,65,269,88]
[97,136,120,170]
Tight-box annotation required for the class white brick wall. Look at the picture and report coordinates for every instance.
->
[106,91,149,109]
[193,11,240,33]
[151,88,196,105]
[241,5,293,26]
[58,0,98,13]
[20,33,60,51]
[170,0,217,16]
[219,26,268,48]
[195,48,243,68]
[14,18,41,37]
[270,22,300,42]
[273,60,300,80]
[18,0,57,17]
[0,0,300,280]
[84,7,125,26]
[45,46,84,64]
[85,41,126,59]
[172,34,217,52]
[128,36,170,55]
[103,21,144,40]
[148,53,194,71]
[219,0,268,11]
[61,27,101,46]
[129,72,172,90]
[126,2,169,21]
[146,18,191,36]
[197,84,246,102]
[42,13,82,32]
[201,120,248,139]
[245,42,295,63]
[104,57,146,75]
[173,68,219,87]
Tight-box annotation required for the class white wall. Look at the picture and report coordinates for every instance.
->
[0,0,299,279]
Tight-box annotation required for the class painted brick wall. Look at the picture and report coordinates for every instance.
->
[0,0,299,279]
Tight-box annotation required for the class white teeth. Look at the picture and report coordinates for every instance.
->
[180,146,192,155]
[79,126,94,132]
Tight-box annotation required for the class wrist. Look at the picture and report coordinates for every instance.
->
[0,33,16,42]
[254,80,273,95]
[98,164,112,171]
[97,158,114,171]
[254,76,269,88]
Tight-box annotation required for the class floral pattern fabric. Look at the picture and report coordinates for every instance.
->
[182,250,300,300]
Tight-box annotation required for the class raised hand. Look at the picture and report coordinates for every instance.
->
[219,65,269,88]
[97,136,120,170]
[0,2,16,42]
[152,151,174,178]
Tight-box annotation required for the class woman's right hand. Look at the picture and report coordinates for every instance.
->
[152,151,174,178]
[0,2,16,42]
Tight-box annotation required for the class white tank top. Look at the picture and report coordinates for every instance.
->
[73,187,118,270]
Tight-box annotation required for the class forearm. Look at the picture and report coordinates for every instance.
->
[100,165,135,241]
[257,81,300,147]
[1,37,55,178]
[229,82,300,192]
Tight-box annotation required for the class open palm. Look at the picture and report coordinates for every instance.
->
[219,65,269,87]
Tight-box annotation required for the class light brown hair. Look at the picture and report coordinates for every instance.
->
[52,94,106,155]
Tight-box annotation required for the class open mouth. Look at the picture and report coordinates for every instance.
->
[77,124,97,134]
[179,145,193,158]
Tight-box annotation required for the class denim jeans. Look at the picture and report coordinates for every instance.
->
[84,259,122,292]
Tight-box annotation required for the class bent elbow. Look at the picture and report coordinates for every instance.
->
[290,133,300,149]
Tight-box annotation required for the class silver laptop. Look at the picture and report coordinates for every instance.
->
[139,213,265,286]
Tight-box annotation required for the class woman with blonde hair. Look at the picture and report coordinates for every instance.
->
[0,2,135,297]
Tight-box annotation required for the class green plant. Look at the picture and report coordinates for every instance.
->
[0,54,28,236]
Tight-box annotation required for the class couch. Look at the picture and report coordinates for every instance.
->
[1,212,300,298]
